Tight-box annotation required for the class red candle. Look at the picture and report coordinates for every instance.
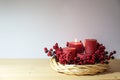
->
[77,53,84,60]
[63,47,76,61]
[67,39,84,53]
[85,39,97,54]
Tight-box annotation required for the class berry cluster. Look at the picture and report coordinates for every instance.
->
[94,43,116,64]
[44,42,116,65]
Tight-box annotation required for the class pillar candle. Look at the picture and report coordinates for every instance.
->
[63,47,76,61]
[85,39,97,54]
[68,41,84,53]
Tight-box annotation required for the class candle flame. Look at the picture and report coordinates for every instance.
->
[74,38,77,42]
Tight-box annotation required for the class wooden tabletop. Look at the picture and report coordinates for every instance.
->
[0,59,120,80]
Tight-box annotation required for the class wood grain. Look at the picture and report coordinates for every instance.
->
[0,59,120,80]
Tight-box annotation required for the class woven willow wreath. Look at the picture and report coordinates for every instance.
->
[50,57,109,75]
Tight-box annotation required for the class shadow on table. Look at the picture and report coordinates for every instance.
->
[96,60,120,75]
[80,60,120,76]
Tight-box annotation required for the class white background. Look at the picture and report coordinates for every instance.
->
[0,0,120,58]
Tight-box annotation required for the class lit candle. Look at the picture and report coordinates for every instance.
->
[85,39,97,54]
[67,39,84,53]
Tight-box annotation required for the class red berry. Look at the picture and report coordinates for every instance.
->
[100,52,105,55]
[86,56,90,60]
[50,48,53,51]
[113,51,116,54]
[110,52,113,56]
[87,60,90,63]
[47,52,52,56]
[66,42,69,47]
[105,51,108,54]
[100,61,104,64]
[105,61,109,64]
[44,47,47,51]
[44,47,48,53]
[100,55,104,59]
[105,55,108,60]
[95,50,99,54]
[111,56,115,59]
[53,43,59,49]
[74,57,77,60]
[53,46,58,49]
[102,46,106,49]
[59,47,63,51]
[79,61,83,65]
[90,60,95,64]
[55,43,58,47]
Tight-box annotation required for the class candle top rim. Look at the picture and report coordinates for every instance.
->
[63,47,76,50]
[69,42,82,43]
[69,42,82,45]
[85,39,97,41]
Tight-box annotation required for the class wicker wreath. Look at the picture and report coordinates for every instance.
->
[50,57,109,75]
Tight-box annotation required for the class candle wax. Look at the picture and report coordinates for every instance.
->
[63,47,76,61]
[85,39,97,54]
[68,42,84,53]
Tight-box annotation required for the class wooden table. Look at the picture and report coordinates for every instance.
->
[0,59,120,80]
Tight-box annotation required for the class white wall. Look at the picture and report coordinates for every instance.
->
[0,0,120,58]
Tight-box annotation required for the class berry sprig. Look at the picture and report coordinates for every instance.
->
[94,43,116,64]
[44,43,62,61]
[44,47,55,57]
